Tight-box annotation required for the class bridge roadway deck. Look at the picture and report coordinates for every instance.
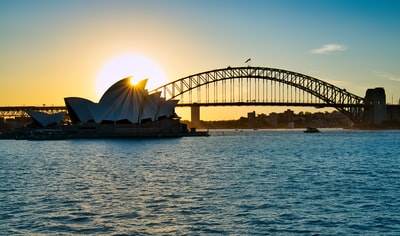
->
[176,102,364,108]
[0,102,364,112]
[0,106,67,117]
[0,106,66,111]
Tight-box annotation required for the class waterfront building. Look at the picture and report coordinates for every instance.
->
[64,77,179,125]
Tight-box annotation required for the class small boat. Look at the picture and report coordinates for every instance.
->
[183,128,209,137]
[303,127,320,133]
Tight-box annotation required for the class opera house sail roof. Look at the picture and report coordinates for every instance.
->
[64,77,179,125]
[26,110,66,127]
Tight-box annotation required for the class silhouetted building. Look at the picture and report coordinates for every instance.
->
[248,111,256,120]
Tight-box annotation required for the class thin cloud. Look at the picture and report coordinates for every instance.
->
[374,71,400,82]
[311,44,347,54]
[325,79,345,85]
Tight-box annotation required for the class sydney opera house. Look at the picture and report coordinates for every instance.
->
[25,77,196,138]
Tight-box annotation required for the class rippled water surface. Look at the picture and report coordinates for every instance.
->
[1,129,400,235]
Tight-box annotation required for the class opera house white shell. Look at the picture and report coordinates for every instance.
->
[26,110,66,127]
[64,77,179,125]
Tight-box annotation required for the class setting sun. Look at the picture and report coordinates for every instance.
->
[95,54,167,98]
[129,77,136,86]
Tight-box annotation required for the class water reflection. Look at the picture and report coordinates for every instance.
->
[1,130,400,234]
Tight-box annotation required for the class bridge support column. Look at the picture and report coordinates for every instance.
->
[191,103,200,127]
[363,87,387,125]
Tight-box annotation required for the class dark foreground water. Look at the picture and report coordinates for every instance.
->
[1,129,400,235]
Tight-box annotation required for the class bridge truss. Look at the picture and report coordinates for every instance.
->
[153,67,364,122]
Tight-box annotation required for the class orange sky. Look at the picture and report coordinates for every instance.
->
[1,1,399,120]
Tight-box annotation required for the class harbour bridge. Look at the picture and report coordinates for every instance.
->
[1,66,366,122]
[151,66,364,122]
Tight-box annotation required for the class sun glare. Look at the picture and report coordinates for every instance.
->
[129,77,135,86]
[96,54,167,98]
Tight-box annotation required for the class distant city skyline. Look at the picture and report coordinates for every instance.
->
[1,0,399,120]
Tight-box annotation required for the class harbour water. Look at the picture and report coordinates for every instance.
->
[1,129,400,235]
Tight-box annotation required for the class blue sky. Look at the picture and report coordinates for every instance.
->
[1,0,399,119]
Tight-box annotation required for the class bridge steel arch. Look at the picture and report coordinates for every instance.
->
[152,67,364,122]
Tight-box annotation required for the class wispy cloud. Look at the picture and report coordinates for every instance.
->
[310,44,347,55]
[374,71,400,82]
[325,79,345,85]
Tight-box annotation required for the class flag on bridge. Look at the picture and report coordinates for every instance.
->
[245,58,251,63]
